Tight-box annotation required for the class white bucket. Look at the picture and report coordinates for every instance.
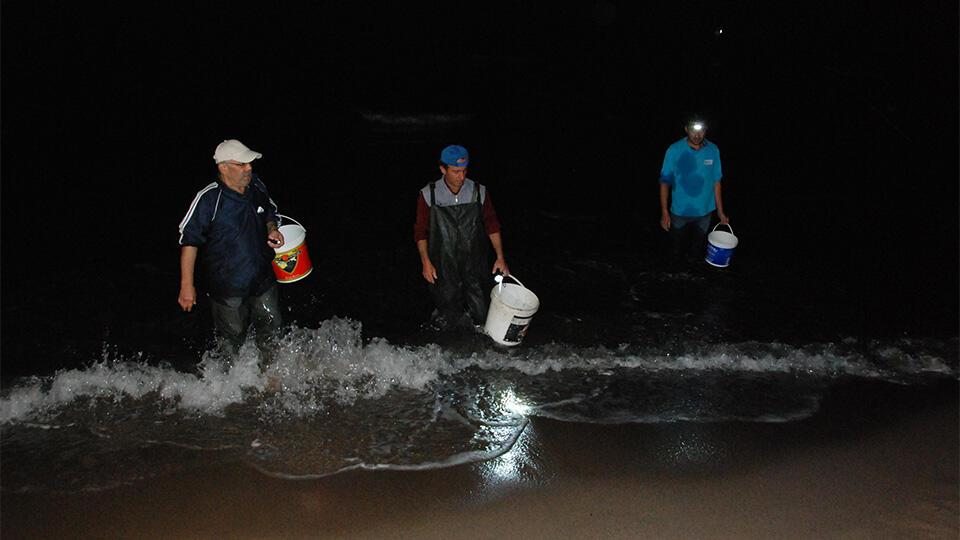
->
[484,274,540,346]
[705,223,738,268]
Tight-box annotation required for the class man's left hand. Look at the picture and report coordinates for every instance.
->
[492,257,509,277]
[718,212,730,225]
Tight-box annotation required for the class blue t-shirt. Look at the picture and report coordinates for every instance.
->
[659,138,722,217]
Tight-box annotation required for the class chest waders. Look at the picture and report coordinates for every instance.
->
[427,182,489,326]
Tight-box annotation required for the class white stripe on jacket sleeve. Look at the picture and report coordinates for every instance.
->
[178,182,218,244]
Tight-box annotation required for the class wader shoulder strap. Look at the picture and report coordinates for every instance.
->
[429,182,436,207]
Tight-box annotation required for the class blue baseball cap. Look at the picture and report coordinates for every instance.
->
[440,145,469,167]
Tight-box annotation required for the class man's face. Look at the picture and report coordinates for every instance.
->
[440,165,467,188]
[685,125,706,147]
[219,161,253,189]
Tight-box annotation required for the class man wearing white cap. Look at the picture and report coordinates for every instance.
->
[178,139,285,362]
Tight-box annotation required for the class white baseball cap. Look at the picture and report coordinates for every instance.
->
[213,139,263,163]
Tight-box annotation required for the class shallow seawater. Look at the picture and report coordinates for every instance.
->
[2,317,955,493]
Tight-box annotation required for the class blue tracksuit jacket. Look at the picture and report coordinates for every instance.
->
[178,175,279,298]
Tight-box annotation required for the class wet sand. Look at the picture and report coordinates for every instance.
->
[3,382,957,539]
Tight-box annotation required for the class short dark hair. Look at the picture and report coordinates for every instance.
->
[686,114,706,127]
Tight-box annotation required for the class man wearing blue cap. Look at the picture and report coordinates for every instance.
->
[414,145,510,329]
[658,116,729,265]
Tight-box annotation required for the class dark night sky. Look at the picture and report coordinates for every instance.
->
[1,1,957,352]
[4,2,954,155]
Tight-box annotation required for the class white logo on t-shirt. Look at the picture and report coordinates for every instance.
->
[704,159,714,165]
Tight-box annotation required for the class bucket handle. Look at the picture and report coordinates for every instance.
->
[711,222,734,235]
[277,213,306,231]
[496,273,526,289]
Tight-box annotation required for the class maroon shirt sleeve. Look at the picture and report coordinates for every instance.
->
[482,191,501,235]
[414,192,430,242]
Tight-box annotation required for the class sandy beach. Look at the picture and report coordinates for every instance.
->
[3,381,956,539]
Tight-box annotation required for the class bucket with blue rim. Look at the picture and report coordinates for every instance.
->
[705,223,738,268]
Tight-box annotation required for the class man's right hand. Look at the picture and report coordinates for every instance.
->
[178,284,197,312]
[660,211,671,231]
[421,261,438,284]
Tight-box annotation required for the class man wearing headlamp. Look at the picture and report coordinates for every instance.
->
[658,116,729,265]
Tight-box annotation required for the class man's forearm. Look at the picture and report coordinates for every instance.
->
[714,182,725,216]
[659,183,670,214]
[416,239,431,264]
[489,232,505,260]
[180,246,198,286]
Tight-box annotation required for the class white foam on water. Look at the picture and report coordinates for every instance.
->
[1,317,955,424]
[0,350,264,424]
[267,321,446,398]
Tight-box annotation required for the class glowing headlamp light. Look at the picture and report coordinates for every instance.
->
[690,122,705,132]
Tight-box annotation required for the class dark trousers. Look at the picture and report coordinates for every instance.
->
[429,274,488,328]
[210,284,282,361]
[669,213,712,264]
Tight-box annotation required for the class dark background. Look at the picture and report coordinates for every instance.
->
[2,1,957,379]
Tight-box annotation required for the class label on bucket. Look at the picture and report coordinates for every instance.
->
[705,243,733,267]
[502,319,531,343]
[274,247,303,275]
[273,241,313,283]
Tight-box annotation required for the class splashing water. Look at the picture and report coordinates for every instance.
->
[0,318,955,492]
